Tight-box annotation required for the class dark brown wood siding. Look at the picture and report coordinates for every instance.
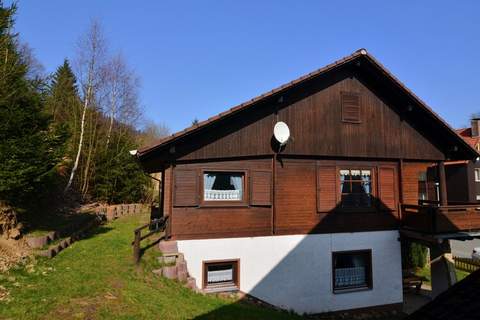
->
[166,75,445,163]
[378,166,397,211]
[275,159,399,235]
[402,162,435,205]
[316,165,337,212]
[170,159,273,240]
[173,169,199,207]
[250,170,272,206]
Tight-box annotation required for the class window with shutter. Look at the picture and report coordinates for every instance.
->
[317,166,337,212]
[250,170,272,206]
[173,169,199,207]
[341,92,361,123]
[378,167,396,211]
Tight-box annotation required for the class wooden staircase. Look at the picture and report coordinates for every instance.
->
[154,240,198,291]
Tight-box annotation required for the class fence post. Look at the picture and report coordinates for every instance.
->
[133,230,141,264]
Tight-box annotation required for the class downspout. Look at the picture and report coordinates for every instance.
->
[272,154,276,235]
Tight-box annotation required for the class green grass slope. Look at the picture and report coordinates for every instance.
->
[0,214,300,320]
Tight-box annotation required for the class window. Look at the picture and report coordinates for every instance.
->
[203,260,239,291]
[418,171,428,201]
[341,92,361,123]
[476,195,480,201]
[475,169,480,182]
[203,172,244,202]
[340,169,372,207]
[332,250,372,292]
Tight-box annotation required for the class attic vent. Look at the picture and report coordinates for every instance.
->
[341,92,361,123]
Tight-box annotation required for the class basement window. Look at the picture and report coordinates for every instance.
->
[333,250,372,293]
[203,260,239,292]
[203,172,244,202]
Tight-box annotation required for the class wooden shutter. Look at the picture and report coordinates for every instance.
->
[316,166,337,212]
[250,170,272,206]
[173,169,198,207]
[341,92,361,123]
[378,166,396,211]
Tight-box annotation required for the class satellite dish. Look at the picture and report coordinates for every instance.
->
[273,121,290,145]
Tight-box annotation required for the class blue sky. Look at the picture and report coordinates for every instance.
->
[9,0,480,132]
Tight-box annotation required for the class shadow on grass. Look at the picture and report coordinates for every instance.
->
[81,225,114,240]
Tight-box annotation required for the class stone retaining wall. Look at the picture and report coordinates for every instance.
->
[95,203,148,221]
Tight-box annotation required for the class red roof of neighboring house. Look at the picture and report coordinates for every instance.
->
[456,127,480,151]
[138,49,479,161]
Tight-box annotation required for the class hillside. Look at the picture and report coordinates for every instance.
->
[0,214,299,320]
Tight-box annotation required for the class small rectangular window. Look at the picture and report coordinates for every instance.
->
[203,172,244,202]
[418,171,428,201]
[340,169,372,207]
[341,92,361,123]
[203,260,239,292]
[333,250,372,292]
[475,169,480,182]
[476,195,480,201]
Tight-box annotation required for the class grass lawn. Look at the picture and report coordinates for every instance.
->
[415,265,470,286]
[0,214,300,320]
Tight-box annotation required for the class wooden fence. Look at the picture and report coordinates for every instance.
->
[453,256,480,273]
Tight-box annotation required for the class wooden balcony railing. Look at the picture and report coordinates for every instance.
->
[401,201,480,234]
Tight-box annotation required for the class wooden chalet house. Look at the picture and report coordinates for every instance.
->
[137,49,480,314]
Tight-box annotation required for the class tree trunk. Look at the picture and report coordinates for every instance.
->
[64,85,91,193]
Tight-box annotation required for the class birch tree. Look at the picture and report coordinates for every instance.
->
[64,21,106,193]
[102,53,141,150]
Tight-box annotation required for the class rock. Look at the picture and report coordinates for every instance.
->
[26,236,48,249]
[158,240,178,254]
[162,265,177,279]
[177,270,188,282]
[152,269,163,275]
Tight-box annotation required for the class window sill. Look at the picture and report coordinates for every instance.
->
[199,202,249,208]
[333,286,372,294]
[204,284,239,293]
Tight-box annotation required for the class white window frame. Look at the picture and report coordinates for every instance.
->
[475,168,480,182]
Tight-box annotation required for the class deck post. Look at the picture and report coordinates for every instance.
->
[430,241,457,298]
[438,161,448,206]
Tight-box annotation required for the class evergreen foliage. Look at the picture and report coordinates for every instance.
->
[0,2,165,211]
[0,2,66,205]
[407,242,428,269]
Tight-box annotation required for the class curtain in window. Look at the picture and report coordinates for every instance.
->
[340,170,348,193]
[207,268,233,283]
[230,175,243,199]
[204,174,216,191]
[361,170,371,194]
[334,254,367,289]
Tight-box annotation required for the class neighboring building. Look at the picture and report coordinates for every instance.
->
[444,120,480,202]
[137,49,479,314]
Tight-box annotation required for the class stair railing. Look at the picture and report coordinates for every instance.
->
[132,216,169,264]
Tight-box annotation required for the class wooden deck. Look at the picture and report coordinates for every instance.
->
[401,201,480,235]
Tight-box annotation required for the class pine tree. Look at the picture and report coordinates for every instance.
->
[0,2,65,205]
[46,60,81,157]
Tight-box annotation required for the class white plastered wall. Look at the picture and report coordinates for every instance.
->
[177,230,403,314]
